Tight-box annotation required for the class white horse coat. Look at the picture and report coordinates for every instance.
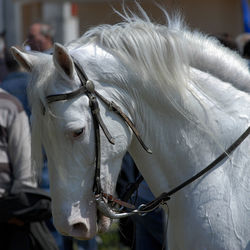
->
[12,12,250,250]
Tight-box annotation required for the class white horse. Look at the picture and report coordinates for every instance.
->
[12,11,250,250]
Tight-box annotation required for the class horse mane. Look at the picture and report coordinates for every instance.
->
[181,30,250,92]
[67,8,250,108]
[30,8,250,171]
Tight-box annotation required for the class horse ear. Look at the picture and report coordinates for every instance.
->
[53,43,74,79]
[10,47,33,72]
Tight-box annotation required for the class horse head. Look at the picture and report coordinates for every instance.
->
[11,43,134,239]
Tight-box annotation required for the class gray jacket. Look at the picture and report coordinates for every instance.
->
[0,88,36,197]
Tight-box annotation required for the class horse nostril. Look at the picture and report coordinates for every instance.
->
[72,222,88,233]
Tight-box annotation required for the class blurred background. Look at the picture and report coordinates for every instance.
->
[0,1,249,250]
[0,0,248,48]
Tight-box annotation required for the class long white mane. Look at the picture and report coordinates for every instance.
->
[68,9,250,92]
[29,9,250,172]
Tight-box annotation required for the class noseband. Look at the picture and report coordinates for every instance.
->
[46,56,250,219]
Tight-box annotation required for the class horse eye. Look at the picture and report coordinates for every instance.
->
[72,128,84,138]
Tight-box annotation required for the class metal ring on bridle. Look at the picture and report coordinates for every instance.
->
[137,204,147,216]
[86,80,95,93]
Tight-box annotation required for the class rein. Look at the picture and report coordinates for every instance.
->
[123,126,250,213]
[46,57,250,219]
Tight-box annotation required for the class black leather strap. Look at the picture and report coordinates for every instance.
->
[47,86,86,103]
[45,55,250,217]
[137,126,250,213]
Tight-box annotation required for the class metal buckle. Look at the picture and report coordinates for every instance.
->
[137,204,147,216]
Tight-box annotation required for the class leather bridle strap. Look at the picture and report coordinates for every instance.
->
[89,95,102,195]
[47,86,86,104]
[96,124,250,219]
[46,57,152,198]
[93,91,152,154]
[73,59,151,153]
[136,125,250,213]
[73,59,152,196]
[46,56,250,217]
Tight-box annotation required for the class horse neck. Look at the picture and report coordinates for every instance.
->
[182,30,250,93]
[128,67,250,196]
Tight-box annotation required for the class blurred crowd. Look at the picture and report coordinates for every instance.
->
[0,21,250,250]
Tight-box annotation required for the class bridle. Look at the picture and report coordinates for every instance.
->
[46,57,155,218]
[46,56,250,219]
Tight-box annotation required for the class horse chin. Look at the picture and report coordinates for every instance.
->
[97,213,112,233]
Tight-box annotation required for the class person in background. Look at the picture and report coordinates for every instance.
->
[0,88,34,249]
[117,153,167,250]
[0,87,58,250]
[0,32,8,82]
[235,33,250,56]
[27,22,54,54]
[1,47,31,117]
[0,88,35,201]
[215,33,237,51]
[243,40,250,68]
[235,33,250,69]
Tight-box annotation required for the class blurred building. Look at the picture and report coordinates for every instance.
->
[0,1,79,46]
[0,0,246,47]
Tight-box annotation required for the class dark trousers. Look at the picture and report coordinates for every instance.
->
[0,221,59,250]
[0,223,31,250]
